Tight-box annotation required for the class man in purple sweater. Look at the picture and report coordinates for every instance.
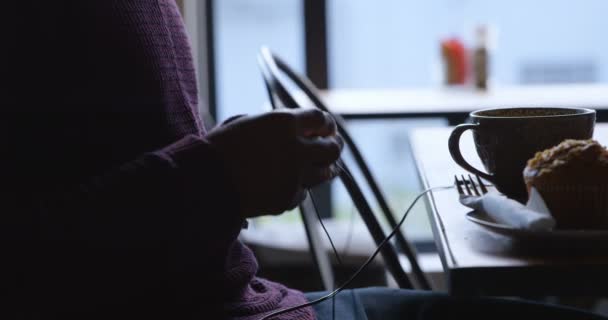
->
[2,1,606,320]
[2,1,331,319]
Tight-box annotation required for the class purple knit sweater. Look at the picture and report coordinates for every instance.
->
[0,1,313,319]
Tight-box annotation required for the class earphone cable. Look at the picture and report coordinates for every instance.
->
[258,184,454,320]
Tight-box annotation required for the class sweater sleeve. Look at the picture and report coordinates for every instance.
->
[2,135,244,315]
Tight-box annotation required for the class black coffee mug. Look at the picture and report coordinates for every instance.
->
[448,107,596,202]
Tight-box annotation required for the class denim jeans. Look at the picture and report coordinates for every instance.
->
[306,288,606,320]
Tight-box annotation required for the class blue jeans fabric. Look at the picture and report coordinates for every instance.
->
[306,288,606,320]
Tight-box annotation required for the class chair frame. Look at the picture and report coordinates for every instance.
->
[257,47,430,290]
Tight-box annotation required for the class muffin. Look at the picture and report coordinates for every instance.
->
[523,139,608,229]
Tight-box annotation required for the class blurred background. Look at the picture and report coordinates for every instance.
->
[178,0,608,291]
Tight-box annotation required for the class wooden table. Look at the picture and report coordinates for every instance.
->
[410,123,608,296]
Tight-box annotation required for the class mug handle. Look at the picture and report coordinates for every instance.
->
[448,123,495,182]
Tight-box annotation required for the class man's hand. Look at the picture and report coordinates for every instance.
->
[206,109,343,218]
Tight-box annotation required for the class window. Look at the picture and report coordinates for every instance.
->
[214,0,304,122]
[328,0,608,88]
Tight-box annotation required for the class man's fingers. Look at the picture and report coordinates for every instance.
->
[264,187,306,216]
[221,114,247,125]
[299,134,343,187]
[283,188,307,213]
[301,164,340,188]
[298,135,344,166]
[294,109,337,137]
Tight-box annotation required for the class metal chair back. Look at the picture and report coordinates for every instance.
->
[258,47,429,289]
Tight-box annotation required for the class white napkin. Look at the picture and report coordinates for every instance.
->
[459,187,556,231]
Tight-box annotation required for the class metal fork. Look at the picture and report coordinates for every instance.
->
[454,174,488,197]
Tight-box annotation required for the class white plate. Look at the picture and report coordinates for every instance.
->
[465,210,608,245]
